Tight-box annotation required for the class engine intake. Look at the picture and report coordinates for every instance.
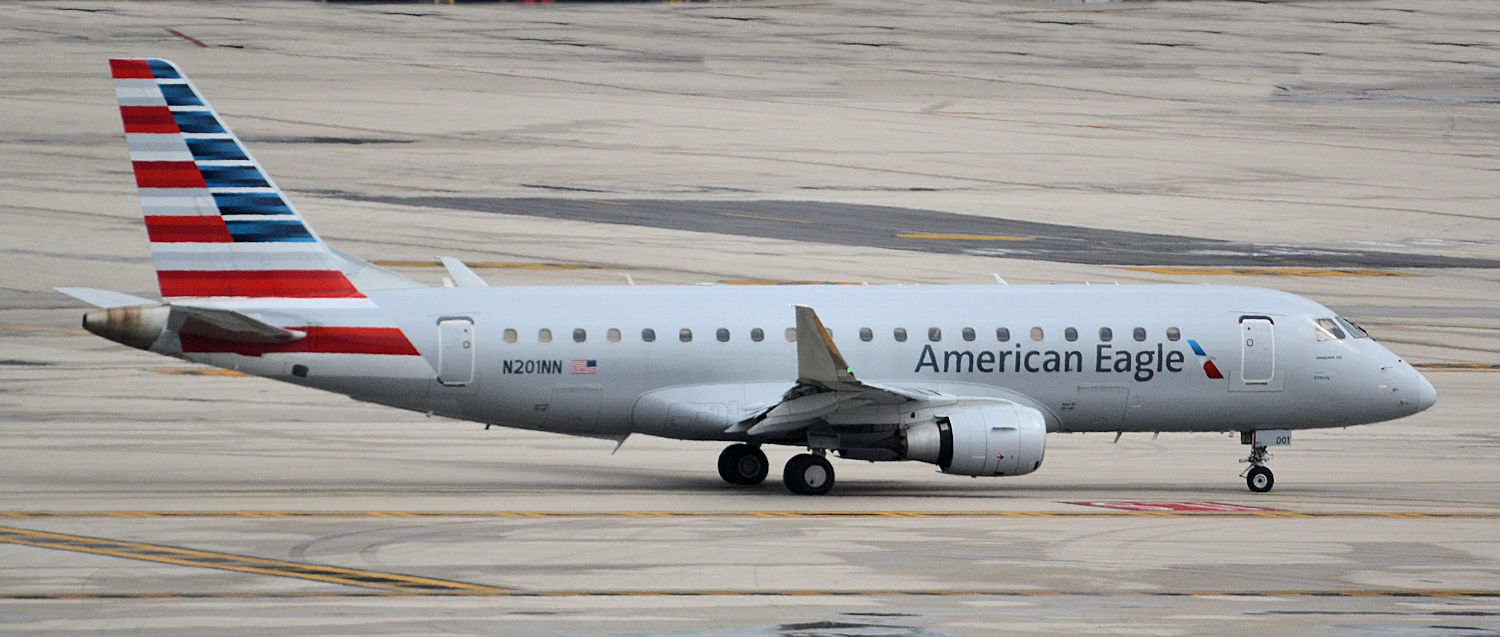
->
[903,403,1046,476]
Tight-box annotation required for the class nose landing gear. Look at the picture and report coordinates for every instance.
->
[1239,430,1286,493]
[1242,446,1274,493]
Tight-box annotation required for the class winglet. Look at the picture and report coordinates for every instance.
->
[793,305,856,388]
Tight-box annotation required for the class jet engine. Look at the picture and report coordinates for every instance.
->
[902,403,1047,476]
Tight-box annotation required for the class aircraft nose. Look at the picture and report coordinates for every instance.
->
[1414,371,1437,412]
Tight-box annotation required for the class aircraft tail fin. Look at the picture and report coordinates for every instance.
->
[109,58,419,300]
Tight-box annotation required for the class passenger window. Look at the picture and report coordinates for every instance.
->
[1315,318,1346,341]
[859,327,873,342]
[894,327,907,342]
[538,328,553,343]
[785,328,797,343]
[573,328,586,343]
[962,327,975,342]
[751,328,764,342]
[503,328,517,344]
[1165,327,1180,342]
[996,327,1010,342]
[1099,327,1112,342]
[716,328,730,342]
[641,328,656,343]
[679,328,693,343]
[1064,327,1078,342]
[1133,327,1147,342]
[607,328,621,343]
[1030,327,1044,342]
[928,327,942,342]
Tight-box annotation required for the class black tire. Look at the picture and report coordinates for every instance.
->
[717,444,769,486]
[1246,466,1274,493]
[783,453,835,495]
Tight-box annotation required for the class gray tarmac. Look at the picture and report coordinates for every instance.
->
[3,1,1500,635]
[352,196,1500,268]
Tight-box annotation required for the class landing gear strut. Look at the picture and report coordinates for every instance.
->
[783,453,835,495]
[1240,441,1274,493]
[717,443,769,486]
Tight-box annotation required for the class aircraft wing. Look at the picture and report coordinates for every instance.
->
[735,305,929,437]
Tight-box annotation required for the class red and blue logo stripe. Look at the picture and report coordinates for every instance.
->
[1186,339,1224,379]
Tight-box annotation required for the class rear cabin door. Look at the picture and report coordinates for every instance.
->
[1239,317,1275,384]
[438,318,475,386]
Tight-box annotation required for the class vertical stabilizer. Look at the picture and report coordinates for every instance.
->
[109,58,415,299]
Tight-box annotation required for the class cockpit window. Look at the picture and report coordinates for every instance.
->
[1335,316,1369,339]
[1315,318,1345,341]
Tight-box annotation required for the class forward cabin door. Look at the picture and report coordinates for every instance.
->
[1239,317,1275,384]
[438,318,475,386]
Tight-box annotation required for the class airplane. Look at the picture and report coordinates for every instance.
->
[62,58,1437,495]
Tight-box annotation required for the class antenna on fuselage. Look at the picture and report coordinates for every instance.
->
[992,273,1007,285]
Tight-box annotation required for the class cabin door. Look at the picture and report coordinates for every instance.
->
[1239,317,1275,384]
[438,318,475,386]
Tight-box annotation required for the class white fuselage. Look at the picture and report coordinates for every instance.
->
[177,284,1433,441]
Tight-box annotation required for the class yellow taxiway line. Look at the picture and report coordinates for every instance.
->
[0,589,1495,600]
[1413,362,1500,371]
[897,233,1033,241]
[0,525,511,595]
[1124,267,1416,277]
[0,324,88,335]
[720,212,813,225]
[151,368,248,377]
[2,511,1498,520]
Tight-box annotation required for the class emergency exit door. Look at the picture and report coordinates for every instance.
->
[1240,317,1275,384]
[438,318,475,386]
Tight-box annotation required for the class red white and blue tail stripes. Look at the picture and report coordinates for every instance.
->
[111,59,421,361]
[111,59,360,300]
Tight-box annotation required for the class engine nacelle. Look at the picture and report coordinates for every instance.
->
[903,403,1046,477]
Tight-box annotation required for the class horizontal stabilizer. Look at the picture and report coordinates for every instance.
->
[55,287,156,308]
[171,304,305,344]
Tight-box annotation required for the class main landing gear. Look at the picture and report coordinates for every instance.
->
[717,445,836,494]
[783,452,835,495]
[717,443,769,485]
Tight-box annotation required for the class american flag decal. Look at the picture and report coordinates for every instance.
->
[571,359,597,375]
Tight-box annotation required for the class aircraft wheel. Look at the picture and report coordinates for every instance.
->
[1246,465,1274,493]
[717,444,769,485]
[783,453,835,495]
